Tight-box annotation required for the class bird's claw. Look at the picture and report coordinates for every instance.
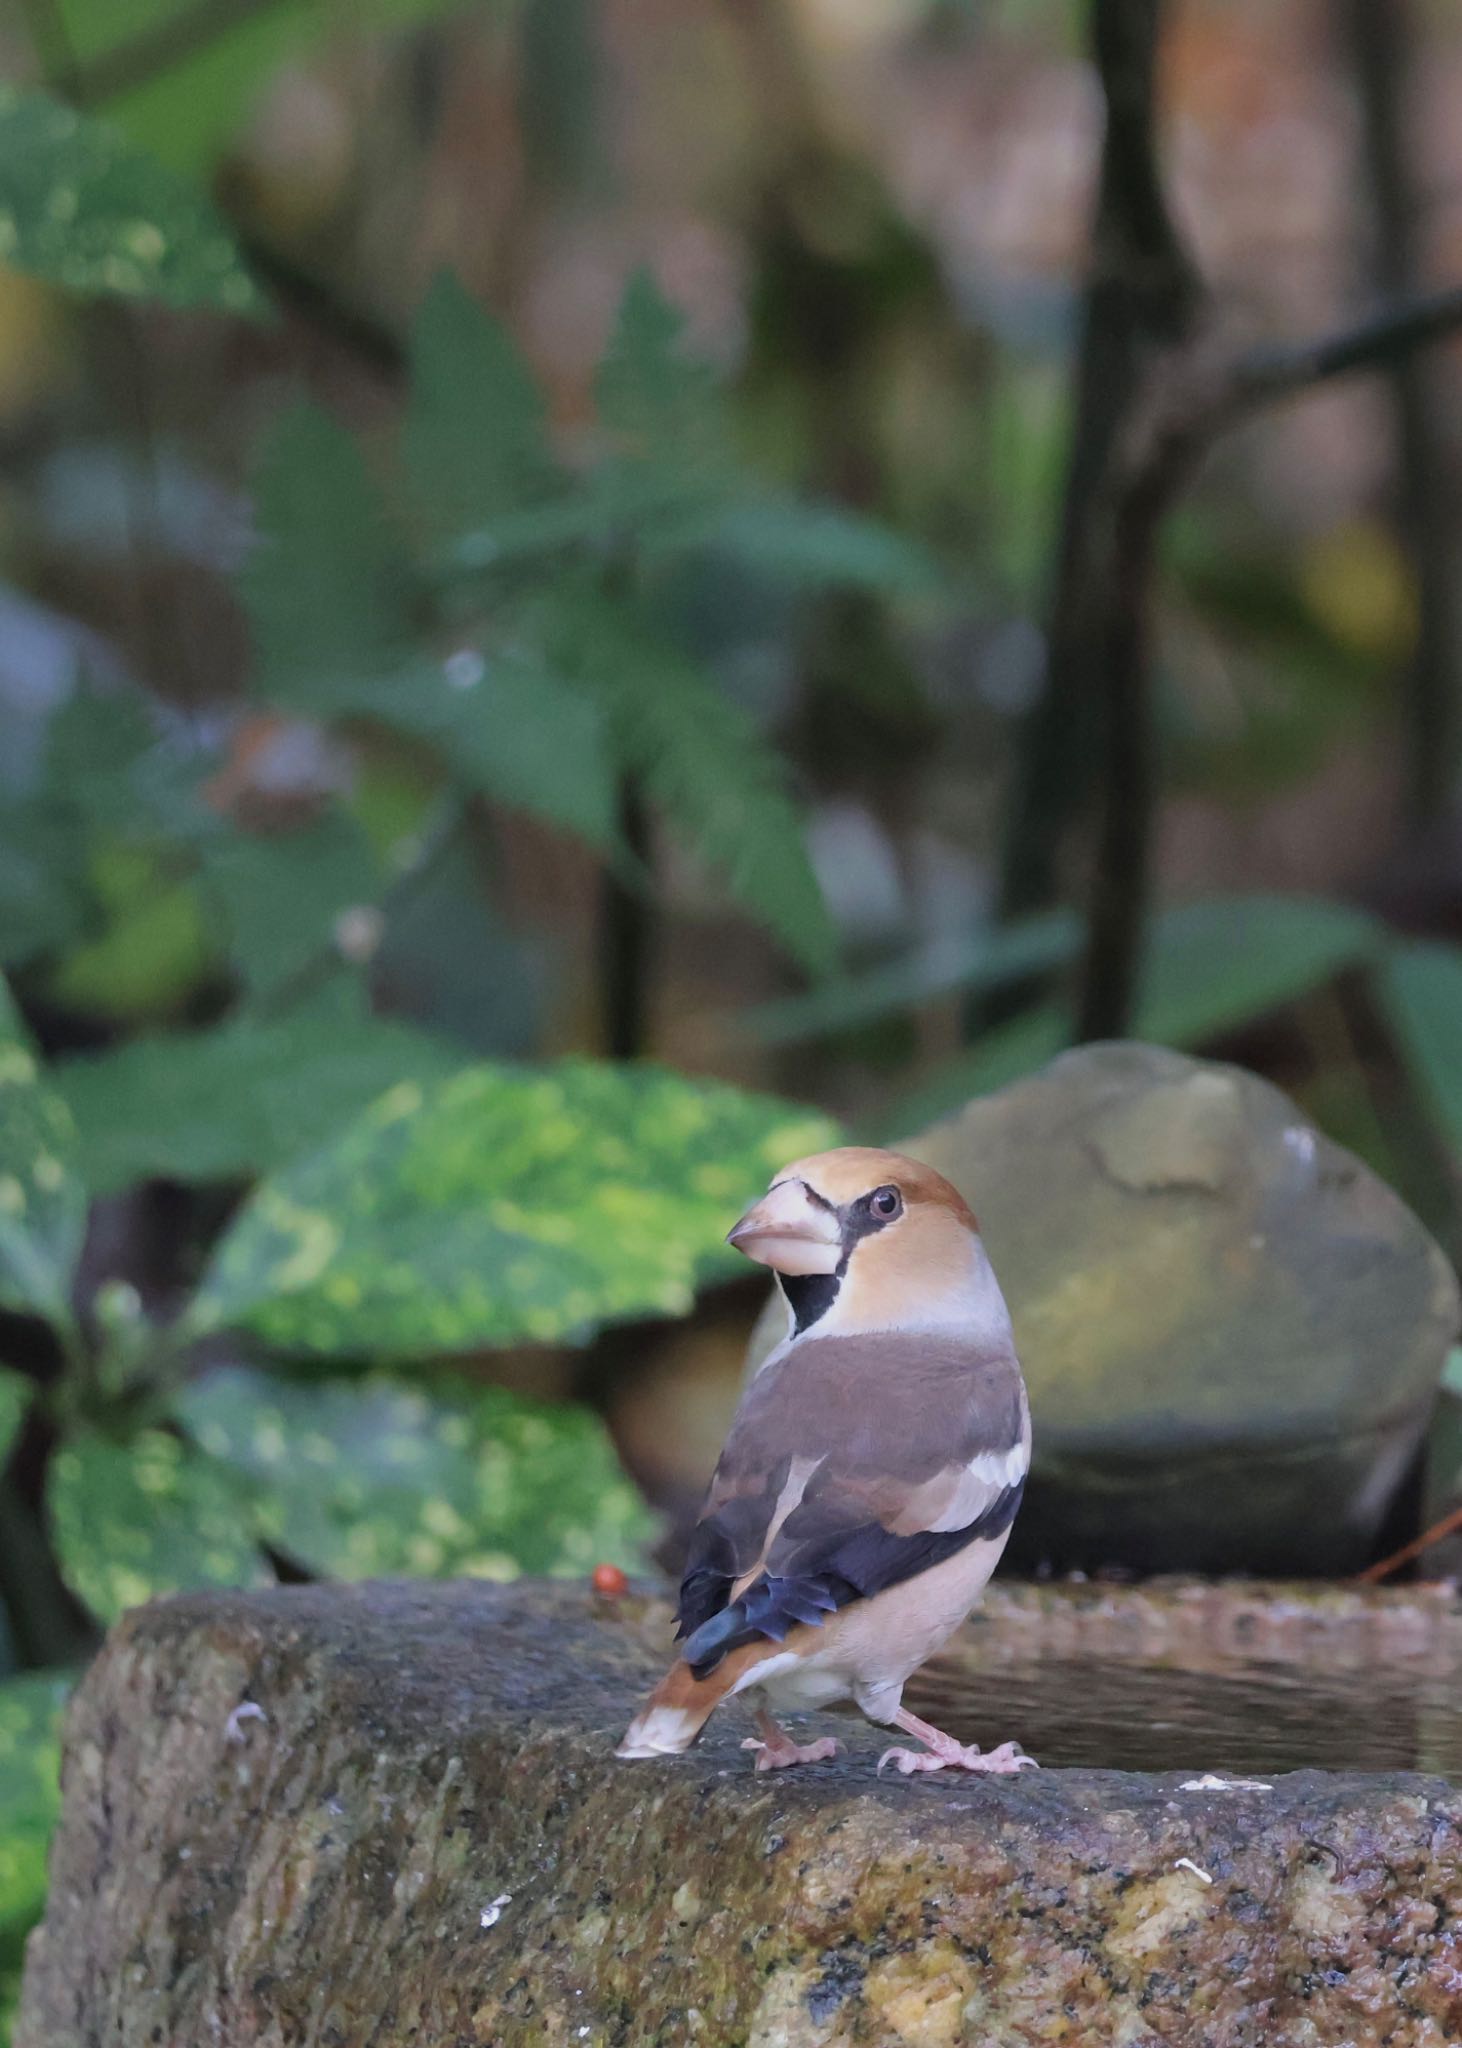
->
[877,1738,1038,1777]
[740,1734,840,1772]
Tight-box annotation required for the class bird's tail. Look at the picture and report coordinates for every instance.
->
[615,1646,763,1759]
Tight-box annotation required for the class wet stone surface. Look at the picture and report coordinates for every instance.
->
[18,1576,1462,2046]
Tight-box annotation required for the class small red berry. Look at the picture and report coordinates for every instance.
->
[591,1562,629,1597]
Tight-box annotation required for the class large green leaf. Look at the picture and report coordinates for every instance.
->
[873,896,1383,1134]
[179,1367,654,1580]
[878,1005,1069,1136]
[652,496,938,595]
[558,596,836,975]
[0,86,262,314]
[0,1670,69,2036]
[383,653,618,847]
[0,811,88,971]
[404,270,558,537]
[197,811,385,998]
[745,911,1081,1046]
[243,400,414,707]
[48,1429,267,1626]
[0,978,86,1322]
[244,406,615,844]
[53,983,463,1192]
[192,1060,838,1356]
[1135,895,1381,1045]
[1381,943,1462,1156]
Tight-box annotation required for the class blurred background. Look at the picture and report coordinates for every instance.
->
[2,0,1462,2021]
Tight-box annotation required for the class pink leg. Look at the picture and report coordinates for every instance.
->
[741,1707,840,1773]
[877,1706,1037,1777]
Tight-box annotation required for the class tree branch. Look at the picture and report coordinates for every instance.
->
[997,0,1198,966]
[1337,0,1456,829]
[1229,282,1462,413]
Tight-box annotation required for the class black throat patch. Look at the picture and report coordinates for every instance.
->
[778,1270,841,1334]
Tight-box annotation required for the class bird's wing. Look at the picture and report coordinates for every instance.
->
[675,1330,1028,1673]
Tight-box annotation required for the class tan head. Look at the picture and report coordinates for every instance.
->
[727,1145,1008,1341]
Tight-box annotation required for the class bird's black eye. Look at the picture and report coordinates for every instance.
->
[870,1185,902,1220]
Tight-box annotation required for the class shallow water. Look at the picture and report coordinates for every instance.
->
[907,1652,1462,1778]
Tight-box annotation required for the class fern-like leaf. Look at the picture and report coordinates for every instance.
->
[550,593,836,976]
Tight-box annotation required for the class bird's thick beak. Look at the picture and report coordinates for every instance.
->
[726,1180,842,1276]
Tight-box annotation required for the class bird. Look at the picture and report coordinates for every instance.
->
[616,1145,1036,1776]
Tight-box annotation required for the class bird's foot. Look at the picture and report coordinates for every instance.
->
[741,1732,840,1772]
[877,1737,1035,1776]
[876,1706,1037,1777]
[741,1710,840,1772]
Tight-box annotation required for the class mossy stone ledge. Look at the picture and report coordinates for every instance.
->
[18,1577,1462,2046]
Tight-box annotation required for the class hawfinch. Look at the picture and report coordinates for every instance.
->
[617,1146,1035,1775]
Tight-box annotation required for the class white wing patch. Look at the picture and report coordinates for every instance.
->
[924,1441,1030,1532]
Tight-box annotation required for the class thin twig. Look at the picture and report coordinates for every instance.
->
[1356,1499,1462,1584]
[1229,283,1462,413]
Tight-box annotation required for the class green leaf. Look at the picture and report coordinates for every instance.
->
[41,842,211,1027]
[560,598,836,974]
[192,1059,839,1357]
[382,653,618,847]
[0,1371,27,1472]
[1440,1345,1462,1404]
[595,269,727,475]
[877,1005,1069,1136]
[1380,944,1462,1156]
[53,983,463,1192]
[0,1669,69,2030]
[0,976,86,1322]
[0,86,263,315]
[57,0,475,173]
[197,811,385,998]
[404,271,558,537]
[48,1429,267,1625]
[744,911,1082,1045]
[179,1367,654,1580]
[1136,895,1381,1045]
[244,406,615,845]
[0,807,88,971]
[653,496,938,595]
[242,400,414,711]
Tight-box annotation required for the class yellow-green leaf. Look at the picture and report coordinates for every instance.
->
[0,1670,69,2032]
[0,975,86,1321]
[48,1431,268,1626]
[179,1367,654,1581]
[193,1060,839,1357]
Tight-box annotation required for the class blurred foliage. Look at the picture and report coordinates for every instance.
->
[55,982,462,1190]
[240,269,930,976]
[59,0,471,172]
[1380,947,1462,1157]
[0,1674,67,2036]
[0,981,84,1327]
[0,86,262,314]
